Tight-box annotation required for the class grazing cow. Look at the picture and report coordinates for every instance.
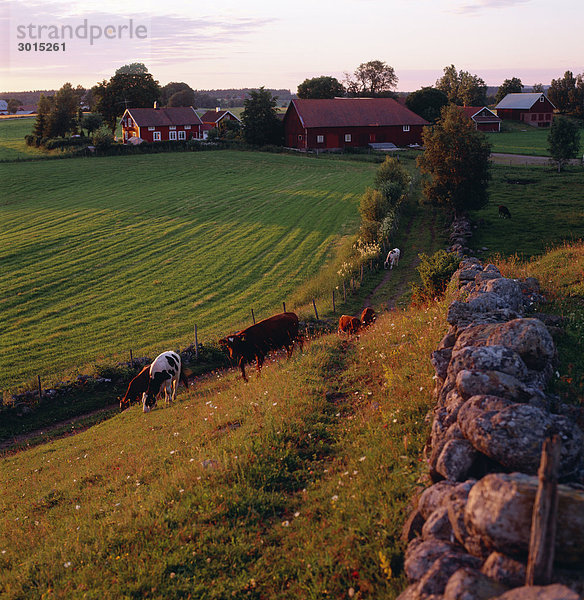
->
[360,307,376,328]
[384,248,401,269]
[219,312,302,382]
[119,365,150,410]
[338,315,362,335]
[142,351,189,413]
[498,205,511,219]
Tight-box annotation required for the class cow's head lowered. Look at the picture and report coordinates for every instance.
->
[219,333,246,361]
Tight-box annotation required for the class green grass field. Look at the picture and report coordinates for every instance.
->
[469,164,584,258]
[486,118,584,157]
[0,116,44,160]
[0,151,376,392]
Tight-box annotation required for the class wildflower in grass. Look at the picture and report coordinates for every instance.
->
[282,520,290,527]
[64,561,72,568]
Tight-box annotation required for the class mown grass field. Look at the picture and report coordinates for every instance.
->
[0,150,377,392]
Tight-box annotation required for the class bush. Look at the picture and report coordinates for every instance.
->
[359,187,389,223]
[373,155,410,192]
[411,249,460,303]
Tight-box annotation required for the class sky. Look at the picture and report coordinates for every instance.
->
[1,0,583,94]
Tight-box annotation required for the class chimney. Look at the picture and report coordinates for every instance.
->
[215,106,220,112]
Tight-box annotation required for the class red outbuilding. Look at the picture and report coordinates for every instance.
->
[461,106,502,132]
[494,92,555,127]
[121,106,203,143]
[284,98,429,151]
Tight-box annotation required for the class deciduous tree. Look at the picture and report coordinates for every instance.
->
[417,104,491,216]
[168,89,196,107]
[92,64,160,132]
[405,87,448,123]
[547,116,581,172]
[345,60,398,97]
[436,65,487,106]
[495,77,524,104]
[241,87,281,146]
[297,76,345,99]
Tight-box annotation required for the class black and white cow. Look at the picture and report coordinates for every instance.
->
[384,248,401,270]
[142,351,188,413]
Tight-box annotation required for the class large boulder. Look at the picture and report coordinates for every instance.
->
[465,473,584,566]
[444,567,509,600]
[458,400,584,477]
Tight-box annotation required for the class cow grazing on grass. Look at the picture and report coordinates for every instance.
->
[219,312,302,382]
[384,248,400,269]
[360,307,376,328]
[142,351,189,413]
[498,205,511,219]
[338,315,362,335]
[119,365,150,410]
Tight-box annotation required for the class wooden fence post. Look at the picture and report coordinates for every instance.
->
[283,301,286,313]
[37,375,42,400]
[312,299,319,320]
[251,308,256,324]
[526,434,562,586]
[332,289,336,313]
[194,324,199,359]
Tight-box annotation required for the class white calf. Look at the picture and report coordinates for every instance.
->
[384,248,400,270]
[142,350,183,413]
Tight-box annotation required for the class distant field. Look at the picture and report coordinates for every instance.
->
[470,164,584,258]
[486,119,584,157]
[0,116,44,160]
[0,150,376,391]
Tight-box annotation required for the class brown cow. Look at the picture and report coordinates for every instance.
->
[360,307,376,328]
[119,365,150,410]
[338,315,361,335]
[219,312,302,382]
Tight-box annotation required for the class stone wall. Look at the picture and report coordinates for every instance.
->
[398,257,584,600]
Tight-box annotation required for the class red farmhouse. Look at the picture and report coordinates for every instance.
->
[284,98,429,151]
[495,92,555,128]
[461,106,502,132]
[121,106,203,143]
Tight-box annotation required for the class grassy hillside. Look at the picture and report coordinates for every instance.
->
[3,238,584,599]
[0,151,379,392]
[0,293,447,600]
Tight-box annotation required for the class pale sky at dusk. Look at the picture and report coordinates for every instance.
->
[1,0,582,93]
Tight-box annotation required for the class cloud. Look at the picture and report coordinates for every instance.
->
[450,0,532,13]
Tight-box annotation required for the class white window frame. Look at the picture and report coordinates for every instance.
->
[148,126,155,131]
[169,130,177,140]
[184,125,191,130]
[153,131,161,141]
[169,125,176,130]
[298,134,303,141]
[344,133,352,142]
[403,125,410,132]
[539,96,545,102]
[178,130,186,140]
[317,135,324,144]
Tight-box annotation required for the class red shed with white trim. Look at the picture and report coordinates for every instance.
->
[461,106,502,132]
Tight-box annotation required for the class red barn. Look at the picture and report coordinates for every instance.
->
[121,106,203,143]
[495,93,555,127]
[461,106,502,132]
[200,109,241,139]
[284,98,429,151]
